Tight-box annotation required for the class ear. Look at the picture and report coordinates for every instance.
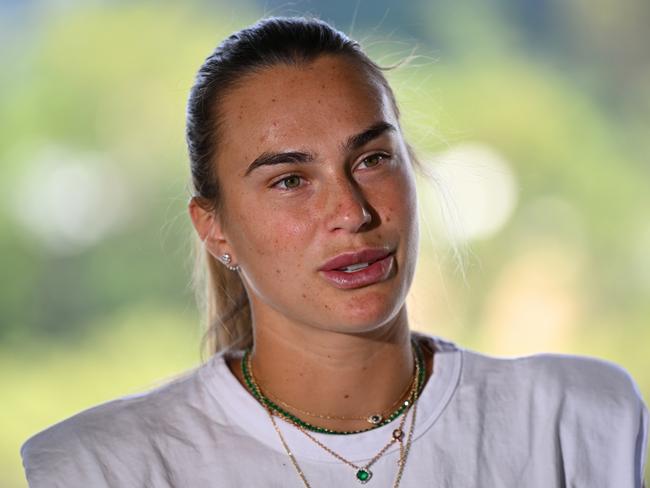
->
[188,197,233,262]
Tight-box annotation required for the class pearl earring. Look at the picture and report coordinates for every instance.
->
[219,253,239,271]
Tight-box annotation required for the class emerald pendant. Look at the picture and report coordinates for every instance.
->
[356,468,372,483]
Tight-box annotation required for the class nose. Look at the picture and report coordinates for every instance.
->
[325,176,373,233]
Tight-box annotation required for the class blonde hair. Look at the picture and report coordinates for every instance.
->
[191,235,252,358]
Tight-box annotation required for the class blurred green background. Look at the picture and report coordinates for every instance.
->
[1,0,648,485]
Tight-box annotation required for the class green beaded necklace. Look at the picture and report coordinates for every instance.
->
[241,337,426,435]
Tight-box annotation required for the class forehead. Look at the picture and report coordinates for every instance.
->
[216,55,397,172]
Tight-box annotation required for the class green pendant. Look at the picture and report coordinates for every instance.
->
[356,468,372,483]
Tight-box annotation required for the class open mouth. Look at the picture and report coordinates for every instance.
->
[337,261,372,273]
[320,252,395,289]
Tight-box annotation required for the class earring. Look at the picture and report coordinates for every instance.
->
[219,253,239,272]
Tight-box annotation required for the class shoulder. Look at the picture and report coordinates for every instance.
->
[517,353,648,430]
[21,364,208,487]
[532,353,644,414]
[455,346,648,432]
[459,347,648,481]
[460,346,643,402]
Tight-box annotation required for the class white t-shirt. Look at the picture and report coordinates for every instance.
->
[21,334,649,487]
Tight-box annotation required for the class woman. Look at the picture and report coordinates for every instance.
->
[21,16,648,487]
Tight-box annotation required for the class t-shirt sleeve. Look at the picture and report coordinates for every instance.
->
[20,366,218,487]
[554,357,649,487]
[21,422,113,488]
[20,401,153,488]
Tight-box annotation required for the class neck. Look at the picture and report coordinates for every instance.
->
[228,309,429,432]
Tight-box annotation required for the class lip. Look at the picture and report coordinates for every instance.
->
[318,247,396,290]
[318,248,393,272]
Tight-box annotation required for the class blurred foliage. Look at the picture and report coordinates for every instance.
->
[0,0,648,485]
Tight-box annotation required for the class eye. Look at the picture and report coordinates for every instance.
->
[357,153,390,170]
[272,174,304,191]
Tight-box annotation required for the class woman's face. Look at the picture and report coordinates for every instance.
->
[207,55,419,335]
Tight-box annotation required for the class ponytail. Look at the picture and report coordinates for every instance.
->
[191,234,252,357]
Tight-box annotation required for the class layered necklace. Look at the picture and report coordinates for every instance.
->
[241,338,425,486]
[264,369,416,427]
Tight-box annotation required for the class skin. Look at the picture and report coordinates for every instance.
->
[189,55,432,432]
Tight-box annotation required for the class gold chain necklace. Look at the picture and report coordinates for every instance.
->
[246,343,424,485]
[267,396,418,487]
[262,369,416,424]
[247,340,421,428]
[245,340,422,434]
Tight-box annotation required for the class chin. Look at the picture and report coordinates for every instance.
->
[327,292,404,333]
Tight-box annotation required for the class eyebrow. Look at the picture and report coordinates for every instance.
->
[243,121,397,177]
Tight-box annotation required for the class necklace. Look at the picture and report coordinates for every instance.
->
[246,347,420,435]
[262,368,416,425]
[267,399,418,487]
[242,337,426,485]
[241,338,425,435]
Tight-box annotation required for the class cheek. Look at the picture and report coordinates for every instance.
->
[374,169,418,228]
[234,200,314,269]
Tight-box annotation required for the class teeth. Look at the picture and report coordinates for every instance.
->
[340,262,370,273]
